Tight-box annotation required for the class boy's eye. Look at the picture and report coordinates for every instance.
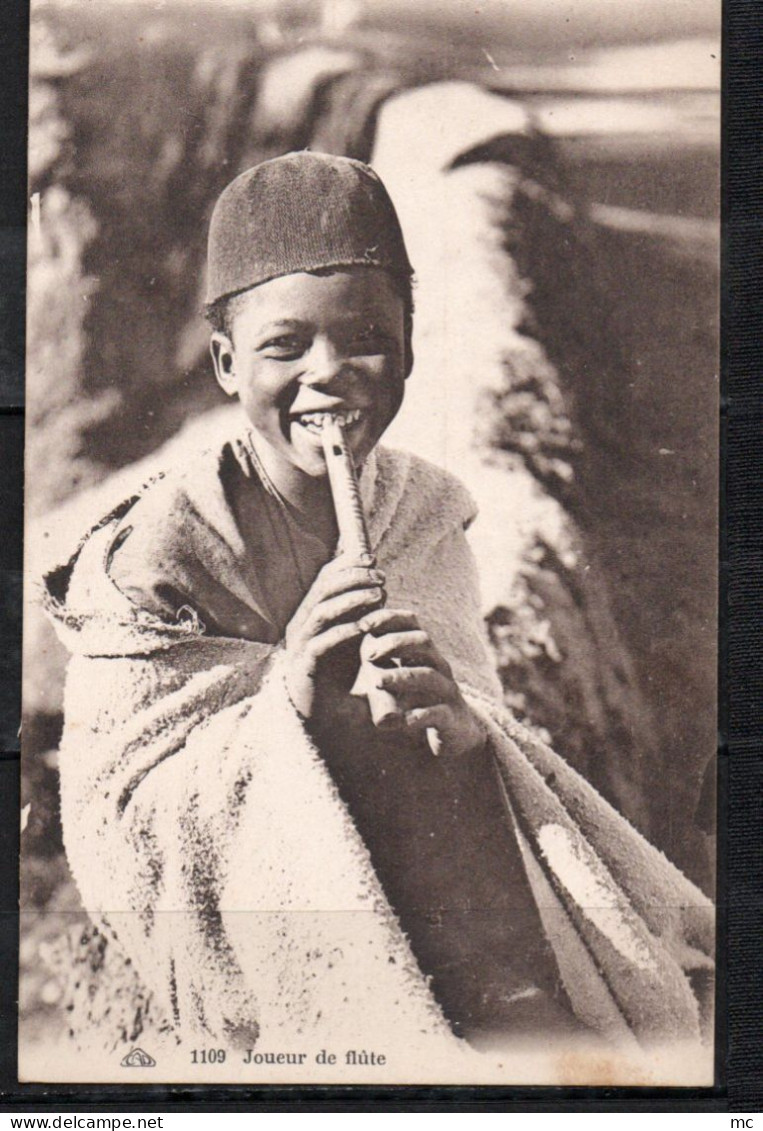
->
[259,336,306,359]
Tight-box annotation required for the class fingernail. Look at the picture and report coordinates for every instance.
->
[360,553,376,567]
[370,569,386,584]
[370,588,384,602]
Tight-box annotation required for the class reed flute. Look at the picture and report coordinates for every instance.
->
[321,417,439,753]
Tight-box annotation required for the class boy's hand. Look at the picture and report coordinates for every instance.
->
[283,553,385,722]
[357,609,487,759]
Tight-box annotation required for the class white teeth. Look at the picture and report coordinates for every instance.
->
[294,409,362,433]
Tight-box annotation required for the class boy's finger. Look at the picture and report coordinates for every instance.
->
[403,704,451,734]
[374,666,452,708]
[361,631,450,676]
[309,586,384,633]
[313,566,386,601]
[361,628,429,661]
[357,609,420,636]
[319,552,377,580]
[305,620,364,661]
[336,550,376,569]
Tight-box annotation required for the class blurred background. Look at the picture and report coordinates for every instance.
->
[22,0,719,1054]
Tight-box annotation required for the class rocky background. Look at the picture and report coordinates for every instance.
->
[22,0,719,1052]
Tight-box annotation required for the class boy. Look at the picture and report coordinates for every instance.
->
[47,153,712,1055]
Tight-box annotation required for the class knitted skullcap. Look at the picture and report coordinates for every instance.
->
[206,151,413,305]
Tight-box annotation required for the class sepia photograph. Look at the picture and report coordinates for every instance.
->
[21,0,719,1087]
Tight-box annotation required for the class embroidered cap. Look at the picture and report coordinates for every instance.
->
[206,151,413,306]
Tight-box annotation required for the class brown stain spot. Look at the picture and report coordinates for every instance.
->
[553,1051,654,1087]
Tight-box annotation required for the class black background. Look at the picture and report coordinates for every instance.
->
[0,0,759,1112]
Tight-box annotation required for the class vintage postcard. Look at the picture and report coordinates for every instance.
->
[20,0,720,1087]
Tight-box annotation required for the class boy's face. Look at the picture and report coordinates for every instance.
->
[211,267,408,479]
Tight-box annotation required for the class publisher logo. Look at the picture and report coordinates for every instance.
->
[120,1047,156,1068]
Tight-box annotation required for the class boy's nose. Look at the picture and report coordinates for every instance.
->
[301,339,352,387]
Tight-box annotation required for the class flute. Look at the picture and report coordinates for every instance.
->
[321,417,440,753]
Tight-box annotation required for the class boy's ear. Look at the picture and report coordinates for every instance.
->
[210,332,237,396]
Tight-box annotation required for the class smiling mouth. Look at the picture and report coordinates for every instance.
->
[291,408,364,435]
